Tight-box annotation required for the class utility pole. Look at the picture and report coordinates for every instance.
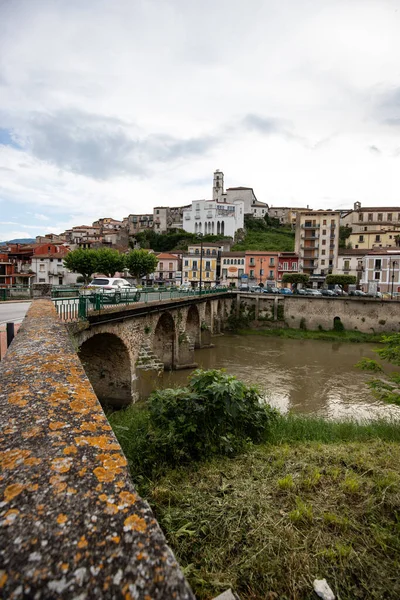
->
[198,234,203,296]
[391,260,398,299]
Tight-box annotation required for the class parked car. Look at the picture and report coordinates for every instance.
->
[304,288,323,296]
[292,288,307,295]
[250,286,263,293]
[279,287,293,295]
[348,290,367,297]
[80,277,140,303]
[239,283,250,292]
[179,283,192,291]
[366,291,383,299]
[321,289,337,296]
[263,286,280,294]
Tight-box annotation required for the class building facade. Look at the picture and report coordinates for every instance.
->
[220,252,246,287]
[182,243,221,288]
[341,202,400,234]
[154,253,181,285]
[277,252,299,286]
[153,206,186,233]
[295,210,340,285]
[127,214,154,236]
[31,244,78,286]
[182,198,244,238]
[348,229,400,251]
[359,251,400,294]
[268,207,309,227]
[245,251,279,287]
[335,249,365,285]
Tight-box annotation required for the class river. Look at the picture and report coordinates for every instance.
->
[155,334,400,420]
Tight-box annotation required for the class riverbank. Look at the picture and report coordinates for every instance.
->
[237,327,383,343]
[109,407,400,600]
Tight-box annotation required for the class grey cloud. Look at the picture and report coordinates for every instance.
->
[369,145,381,154]
[12,110,219,180]
[376,87,400,126]
[242,114,283,134]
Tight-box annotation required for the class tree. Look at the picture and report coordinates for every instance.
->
[339,226,352,249]
[63,249,98,283]
[282,273,309,287]
[356,334,400,406]
[95,248,125,277]
[325,274,356,287]
[125,249,158,281]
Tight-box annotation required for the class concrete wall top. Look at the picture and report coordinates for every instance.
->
[0,300,194,599]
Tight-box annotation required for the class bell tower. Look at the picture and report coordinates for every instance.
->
[213,170,224,201]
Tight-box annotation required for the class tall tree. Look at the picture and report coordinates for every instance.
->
[325,274,356,287]
[63,249,98,283]
[282,273,309,287]
[125,249,158,281]
[95,248,125,277]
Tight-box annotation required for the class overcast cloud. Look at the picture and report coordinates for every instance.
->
[0,0,400,239]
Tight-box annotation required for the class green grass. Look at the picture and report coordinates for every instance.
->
[237,327,383,343]
[109,401,400,599]
[147,439,400,600]
[232,229,295,252]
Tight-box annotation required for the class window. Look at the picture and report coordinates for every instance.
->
[206,272,210,278]
[234,259,237,265]
[195,248,199,254]
[39,264,45,272]
[184,260,189,267]
[50,258,53,262]
[331,219,335,226]
[212,249,217,255]
[169,273,173,279]
[292,263,297,270]
[205,261,211,270]
[269,270,274,278]
[322,229,326,235]
[250,269,254,277]
[159,262,164,270]
[39,278,45,282]
[322,239,326,245]
[269,258,274,266]
[344,260,350,270]
[250,258,255,266]
[323,219,327,225]
[388,213,392,221]
[156,209,159,214]
[223,259,226,264]
[358,235,364,242]
[283,262,288,270]
[321,260,325,265]
[169,262,173,270]
[260,269,264,276]
[378,213,383,221]
[193,271,197,277]
[375,235,381,242]
[375,259,382,270]
[359,213,363,221]
[322,250,326,255]
[375,272,380,280]
[184,272,188,277]
[368,213,373,221]
[192,261,198,269]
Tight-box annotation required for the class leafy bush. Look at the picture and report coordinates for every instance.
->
[149,369,277,463]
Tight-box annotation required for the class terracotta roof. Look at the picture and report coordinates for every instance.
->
[156,253,179,260]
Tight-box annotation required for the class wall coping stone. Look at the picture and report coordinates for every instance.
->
[0,299,194,599]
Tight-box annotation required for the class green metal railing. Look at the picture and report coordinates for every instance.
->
[53,287,229,321]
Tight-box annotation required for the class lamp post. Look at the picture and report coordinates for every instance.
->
[391,260,398,300]
[197,233,203,296]
[259,258,264,286]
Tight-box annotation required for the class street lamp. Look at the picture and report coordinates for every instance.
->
[259,258,264,285]
[391,260,398,300]
[197,233,203,296]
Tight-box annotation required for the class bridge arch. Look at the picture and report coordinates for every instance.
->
[186,304,200,348]
[153,312,176,369]
[204,300,212,327]
[79,332,132,407]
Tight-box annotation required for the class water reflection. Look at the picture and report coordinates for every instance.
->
[156,334,400,420]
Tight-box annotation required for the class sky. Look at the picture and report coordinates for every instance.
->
[0,0,400,241]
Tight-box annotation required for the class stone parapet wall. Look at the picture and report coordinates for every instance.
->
[0,299,194,599]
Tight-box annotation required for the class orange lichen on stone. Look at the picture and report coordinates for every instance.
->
[99,453,127,470]
[24,457,42,467]
[8,388,29,407]
[0,448,31,470]
[4,483,24,503]
[57,514,68,525]
[3,509,19,526]
[75,435,120,451]
[93,467,117,483]
[111,536,120,544]
[119,491,138,507]
[67,487,77,494]
[80,422,98,432]
[77,536,88,549]
[49,475,67,494]
[49,422,68,431]
[98,494,108,502]
[27,483,39,492]
[0,572,7,589]
[123,514,147,533]
[78,467,87,477]
[51,457,73,473]
[105,502,119,515]
[60,563,69,573]
[63,445,78,455]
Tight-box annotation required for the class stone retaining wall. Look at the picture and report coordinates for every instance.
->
[0,299,194,599]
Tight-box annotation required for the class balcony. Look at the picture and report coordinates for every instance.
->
[194,214,200,219]
[185,214,191,220]
[206,212,213,218]
[301,224,320,229]
[301,233,319,240]
[301,243,319,250]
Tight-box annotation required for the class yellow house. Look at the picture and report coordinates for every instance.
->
[349,229,400,251]
[182,243,220,287]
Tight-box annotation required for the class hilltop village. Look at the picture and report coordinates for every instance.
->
[2,170,400,294]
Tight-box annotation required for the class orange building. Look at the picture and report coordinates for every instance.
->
[245,251,279,286]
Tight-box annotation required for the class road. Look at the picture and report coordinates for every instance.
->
[0,302,31,326]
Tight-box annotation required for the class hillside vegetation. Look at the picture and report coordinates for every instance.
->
[231,214,295,251]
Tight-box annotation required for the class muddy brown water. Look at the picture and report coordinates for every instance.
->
[151,334,400,420]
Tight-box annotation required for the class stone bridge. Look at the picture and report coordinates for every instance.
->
[70,294,234,406]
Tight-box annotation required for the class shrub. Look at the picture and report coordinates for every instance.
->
[148,369,278,464]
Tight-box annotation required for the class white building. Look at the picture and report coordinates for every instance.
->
[182,198,244,238]
[212,170,268,216]
[31,247,79,286]
[360,251,400,294]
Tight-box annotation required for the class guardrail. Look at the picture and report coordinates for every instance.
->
[53,287,229,321]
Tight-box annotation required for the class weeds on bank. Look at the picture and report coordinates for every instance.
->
[237,327,383,343]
